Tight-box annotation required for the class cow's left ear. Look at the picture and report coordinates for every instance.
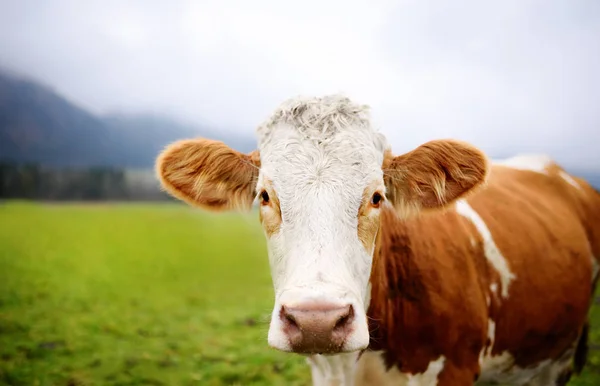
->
[383,139,489,216]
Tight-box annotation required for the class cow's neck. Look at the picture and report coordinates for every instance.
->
[306,352,359,386]
[365,207,443,371]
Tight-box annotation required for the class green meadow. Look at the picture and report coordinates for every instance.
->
[1,202,599,385]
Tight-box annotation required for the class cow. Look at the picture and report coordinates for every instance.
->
[155,94,600,385]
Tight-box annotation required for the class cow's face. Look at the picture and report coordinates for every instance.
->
[156,95,488,355]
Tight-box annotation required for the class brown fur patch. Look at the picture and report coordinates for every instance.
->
[367,162,600,383]
[368,207,487,379]
[258,179,282,237]
[156,138,260,211]
[383,139,489,217]
[475,166,593,367]
[557,169,600,263]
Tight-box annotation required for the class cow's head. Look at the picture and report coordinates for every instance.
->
[156,95,488,355]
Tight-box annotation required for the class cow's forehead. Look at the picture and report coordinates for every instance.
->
[256,94,389,191]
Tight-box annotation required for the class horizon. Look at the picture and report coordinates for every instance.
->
[2,66,600,175]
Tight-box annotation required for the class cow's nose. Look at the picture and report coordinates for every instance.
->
[279,302,354,354]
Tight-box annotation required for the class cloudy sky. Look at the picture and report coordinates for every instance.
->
[1,0,599,169]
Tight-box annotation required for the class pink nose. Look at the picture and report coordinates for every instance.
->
[279,302,354,354]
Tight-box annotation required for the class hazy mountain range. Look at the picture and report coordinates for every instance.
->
[0,70,255,169]
[0,69,598,189]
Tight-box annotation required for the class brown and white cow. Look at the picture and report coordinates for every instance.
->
[155,95,600,385]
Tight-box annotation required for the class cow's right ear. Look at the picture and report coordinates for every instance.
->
[156,138,260,212]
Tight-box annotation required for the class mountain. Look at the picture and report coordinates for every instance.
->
[101,113,255,168]
[0,71,116,167]
[0,70,255,168]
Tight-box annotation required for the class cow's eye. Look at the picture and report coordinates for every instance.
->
[370,192,383,208]
[260,190,270,205]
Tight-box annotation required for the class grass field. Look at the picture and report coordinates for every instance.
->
[1,201,600,385]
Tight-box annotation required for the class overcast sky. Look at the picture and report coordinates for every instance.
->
[1,0,599,169]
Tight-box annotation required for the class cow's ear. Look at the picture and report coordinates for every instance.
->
[156,138,260,211]
[383,139,489,216]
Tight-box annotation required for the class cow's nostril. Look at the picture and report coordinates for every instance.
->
[335,315,349,330]
[334,305,354,330]
[284,312,297,327]
[280,306,300,331]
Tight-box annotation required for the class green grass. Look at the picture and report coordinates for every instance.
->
[0,202,309,385]
[0,201,599,385]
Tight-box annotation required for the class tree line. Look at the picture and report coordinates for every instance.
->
[0,162,173,201]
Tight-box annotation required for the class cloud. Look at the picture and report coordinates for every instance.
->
[0,0,598,169]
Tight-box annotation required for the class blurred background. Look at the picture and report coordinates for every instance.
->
[1,1,599,385]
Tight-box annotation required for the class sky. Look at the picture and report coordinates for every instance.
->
[0,0,599,169]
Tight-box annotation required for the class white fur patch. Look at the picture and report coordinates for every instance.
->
[354,351,445,386]
[455,200,516,298]
[494,154,553,174]
[477,352,550,385]
[307,352,358,386]
[558,171,581,190]
[478,330,580,385]
[478,319,496,366]
[487,320,496,349]
[490,283,498,294]
[478,340,576,385]
[365,282,372,310]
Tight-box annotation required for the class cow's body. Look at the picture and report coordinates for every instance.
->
[311,159,600,385]
[156,95,600,385]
